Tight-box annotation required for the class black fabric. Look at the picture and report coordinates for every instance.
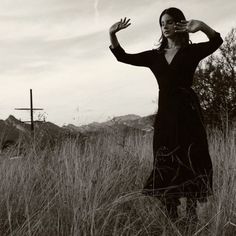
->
[110,32,223,201]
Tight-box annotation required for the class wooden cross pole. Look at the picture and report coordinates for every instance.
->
[15,89,44,132]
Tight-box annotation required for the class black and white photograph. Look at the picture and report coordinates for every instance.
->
[0,0,235,235]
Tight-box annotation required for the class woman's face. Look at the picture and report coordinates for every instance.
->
[161,14,176,38]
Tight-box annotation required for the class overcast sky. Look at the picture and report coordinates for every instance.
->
[0,0,235,126]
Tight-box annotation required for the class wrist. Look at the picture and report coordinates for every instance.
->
[109,30,117,36]
[199,21,207,31]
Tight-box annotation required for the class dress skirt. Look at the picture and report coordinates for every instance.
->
[142,87,213,203]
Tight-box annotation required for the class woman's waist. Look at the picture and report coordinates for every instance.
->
[159,86,193,93]
[158,86,199,106]
[158,86,196,98]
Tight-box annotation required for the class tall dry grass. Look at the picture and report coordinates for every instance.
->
[0,126,235,236]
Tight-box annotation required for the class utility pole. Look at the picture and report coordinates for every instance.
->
[15,89,44,133]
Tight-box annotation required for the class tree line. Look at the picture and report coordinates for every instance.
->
[193,27,236,129]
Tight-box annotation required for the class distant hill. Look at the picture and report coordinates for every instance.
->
[64,114,155,134]
[0,114,155,152]
[0,115,83,151]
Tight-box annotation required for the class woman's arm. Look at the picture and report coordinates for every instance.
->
[109,45,154,67]
[109,18,154,67]
[109,17,131,49]
[175,20,223,60]
[175,19,217,39]
[109,33,119,49]
[198,21,217,39]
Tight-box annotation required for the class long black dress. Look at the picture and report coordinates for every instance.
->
[110,32,223,203]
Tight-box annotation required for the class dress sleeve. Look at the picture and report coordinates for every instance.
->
[109,44,154,67]
[191,31,223,62]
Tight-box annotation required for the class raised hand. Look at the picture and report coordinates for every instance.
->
[174,20,202,33]
[109,17,131,34]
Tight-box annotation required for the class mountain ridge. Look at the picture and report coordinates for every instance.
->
[64,114,155,134]
[0,114,155,151]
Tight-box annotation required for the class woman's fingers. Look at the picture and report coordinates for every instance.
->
[119,17,131,28]
[124,22,131,28]
[176,22,187,27]
[174,26,188,33]
[120,17,124,24]
[124,19,131,27]
[174,22,188,32]
[125,18,131,24]
[123,18,130,25]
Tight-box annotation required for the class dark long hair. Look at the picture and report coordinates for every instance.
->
[157,7,191,51]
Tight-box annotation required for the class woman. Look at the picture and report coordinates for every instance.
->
[109,7,223,219]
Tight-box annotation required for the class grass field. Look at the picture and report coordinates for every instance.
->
[0,126,235,236]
